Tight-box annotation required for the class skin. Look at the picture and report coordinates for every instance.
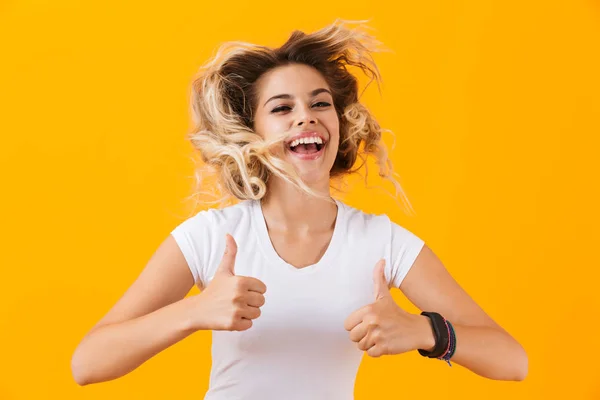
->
[253,63,340,191]
[251,62,342,267]
[252,63,529,380]
[70,63,528,386]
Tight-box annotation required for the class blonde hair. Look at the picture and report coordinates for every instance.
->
[184,19,415,216]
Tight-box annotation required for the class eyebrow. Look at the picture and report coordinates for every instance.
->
[262,88,332,108]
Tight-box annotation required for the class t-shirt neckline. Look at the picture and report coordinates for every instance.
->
[250,198,345,274]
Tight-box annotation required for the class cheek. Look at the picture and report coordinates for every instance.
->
[255,116,288,141]
[325,115,340,149]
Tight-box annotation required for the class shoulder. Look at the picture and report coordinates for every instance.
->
[181,199,253,223]
[337,199,423,244]
[337,200,394,234]
[169,200,256,281]
[201,199,253,224]
[171,200,254,237]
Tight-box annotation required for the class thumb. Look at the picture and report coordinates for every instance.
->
[373,258,390,300]
[216,233,237,276]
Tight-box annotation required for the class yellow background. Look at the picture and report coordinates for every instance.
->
[1,0,599,398]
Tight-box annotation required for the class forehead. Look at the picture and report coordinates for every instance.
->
[256,64,330,100]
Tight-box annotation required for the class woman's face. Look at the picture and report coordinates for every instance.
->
[253,63,340,185]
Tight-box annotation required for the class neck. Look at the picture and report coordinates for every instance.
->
[260,175,337,234]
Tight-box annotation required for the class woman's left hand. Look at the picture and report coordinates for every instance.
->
[343,259,434,358]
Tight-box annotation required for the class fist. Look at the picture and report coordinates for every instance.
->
[191,234,267,331]
[344,259,423,357]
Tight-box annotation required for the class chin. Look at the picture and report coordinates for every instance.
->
[289,162,333,186]
[298,172,328,185]
[282,145,336,186]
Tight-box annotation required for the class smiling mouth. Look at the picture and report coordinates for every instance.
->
[288,142,325,154]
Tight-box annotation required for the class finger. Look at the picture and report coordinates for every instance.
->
[373,258,390,300]
[244,291,266,308]
[343,306,371,331]
[243,277,267,294]
[366,344,385,358]
[235,318,253,331]
[358,325,376,351]
[216,234,237,276]
[349,320,371,343]
[241,305,262,320]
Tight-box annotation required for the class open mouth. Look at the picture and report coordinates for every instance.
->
[288,142,325,154]
[286,135,327,154]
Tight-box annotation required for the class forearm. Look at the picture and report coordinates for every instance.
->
[417,316,528,381]
[71,296,199,386]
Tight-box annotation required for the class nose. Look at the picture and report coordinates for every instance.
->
[295,106,318,127]
[296,116,318,127]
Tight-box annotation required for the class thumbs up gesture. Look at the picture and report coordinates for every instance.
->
[343,259,428,357]
[191,234,267,331]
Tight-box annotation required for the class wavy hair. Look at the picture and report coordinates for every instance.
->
[183,19,415,216]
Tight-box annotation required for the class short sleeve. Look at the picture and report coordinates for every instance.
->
[388,218,426,289]
[170,211,210,289]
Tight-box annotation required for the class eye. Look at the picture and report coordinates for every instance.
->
[312,101,331,108]
[271,105,292,113]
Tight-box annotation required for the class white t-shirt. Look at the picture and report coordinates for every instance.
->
[170,198,425,400]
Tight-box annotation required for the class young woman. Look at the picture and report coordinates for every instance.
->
[71,20,528,399]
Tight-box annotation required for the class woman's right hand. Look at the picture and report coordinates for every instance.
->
[190,234,267,331]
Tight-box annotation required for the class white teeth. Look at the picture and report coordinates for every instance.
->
[289,136,324,147]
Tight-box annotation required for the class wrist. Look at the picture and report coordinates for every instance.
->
[417,314,436,352]
[180,295,208,333]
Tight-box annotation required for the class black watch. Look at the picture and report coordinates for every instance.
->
[418,311,449,358]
